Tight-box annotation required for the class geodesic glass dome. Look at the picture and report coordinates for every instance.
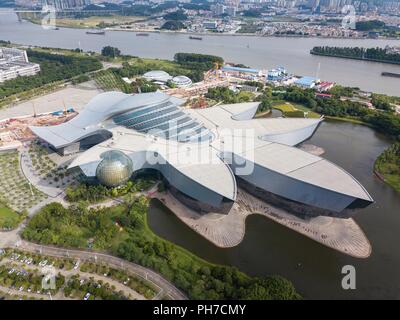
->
[95,150,134,187]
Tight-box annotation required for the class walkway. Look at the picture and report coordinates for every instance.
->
[152,188,372,259]
[14,241,187,300]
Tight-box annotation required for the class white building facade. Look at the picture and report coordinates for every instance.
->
[0,47,41,83]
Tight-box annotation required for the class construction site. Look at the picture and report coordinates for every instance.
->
[0,110,77,151]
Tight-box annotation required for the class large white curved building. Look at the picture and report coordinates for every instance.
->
[143,70,172,83]
[30,91,373,217]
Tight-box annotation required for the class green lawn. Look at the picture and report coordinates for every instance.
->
[272,102,321,118]
[292,103,321,118]
[272,102,297,112]
[0,205,23,229]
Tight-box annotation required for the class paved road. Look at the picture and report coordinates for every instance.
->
[15,241,187,300]
[0,178,186,300]
[0,258,146,300]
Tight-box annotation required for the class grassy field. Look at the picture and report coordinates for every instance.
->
[272,102,321,118]
[0,151,47,212]
[273,102,297,112]
[0,205,23,230]
[127,57,192,75]
[22,14,146,29]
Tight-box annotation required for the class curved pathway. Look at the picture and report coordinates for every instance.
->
[0,258,146,300]
[15,241,187,300]
[0,194,187,300]
[152,188,372,259]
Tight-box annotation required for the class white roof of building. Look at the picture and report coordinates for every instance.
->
[234,140,372,201]
[31,92,373,210]
[143,70,172,82]
[172,75,192,84]
[69,128,237,201]
[190,102,323,141]
[30,91,184,148]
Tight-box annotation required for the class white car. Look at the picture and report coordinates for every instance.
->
[39,260,48,267]
[83,293,91,301]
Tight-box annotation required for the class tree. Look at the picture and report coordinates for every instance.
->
[161,21,185,30]
[101,46,121,58]
[164,10,188,21]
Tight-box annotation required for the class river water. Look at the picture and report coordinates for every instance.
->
[1,10,400,299]
[148,120,400,299]
[0,9,400,95]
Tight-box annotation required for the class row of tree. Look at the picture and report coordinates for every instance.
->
[311,46,400,64]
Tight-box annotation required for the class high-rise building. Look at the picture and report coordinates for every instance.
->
[15,0,42,8]
[226,6,237,16]
[41,0,91,11]
[212,3,226,16]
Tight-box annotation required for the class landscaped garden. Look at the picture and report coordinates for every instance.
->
[94,69,132,93]
[0,151,47,214]
[22,198,301,300]
[65,178,156,203]
[27,141,75,189]
[272,101,321,118]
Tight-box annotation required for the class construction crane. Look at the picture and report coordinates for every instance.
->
[32,102,37,118]
[214,62,220,81]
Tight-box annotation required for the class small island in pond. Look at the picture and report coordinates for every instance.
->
[374,142,400,193]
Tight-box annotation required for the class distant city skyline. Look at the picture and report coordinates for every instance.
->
[12,0,400,14]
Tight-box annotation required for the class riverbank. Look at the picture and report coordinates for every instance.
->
[3,10,400,95]
[310,50,400,66]
[21,15,400,40]
[324,115,373,126]
[21,14,147,30]
[374,142,400,193]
